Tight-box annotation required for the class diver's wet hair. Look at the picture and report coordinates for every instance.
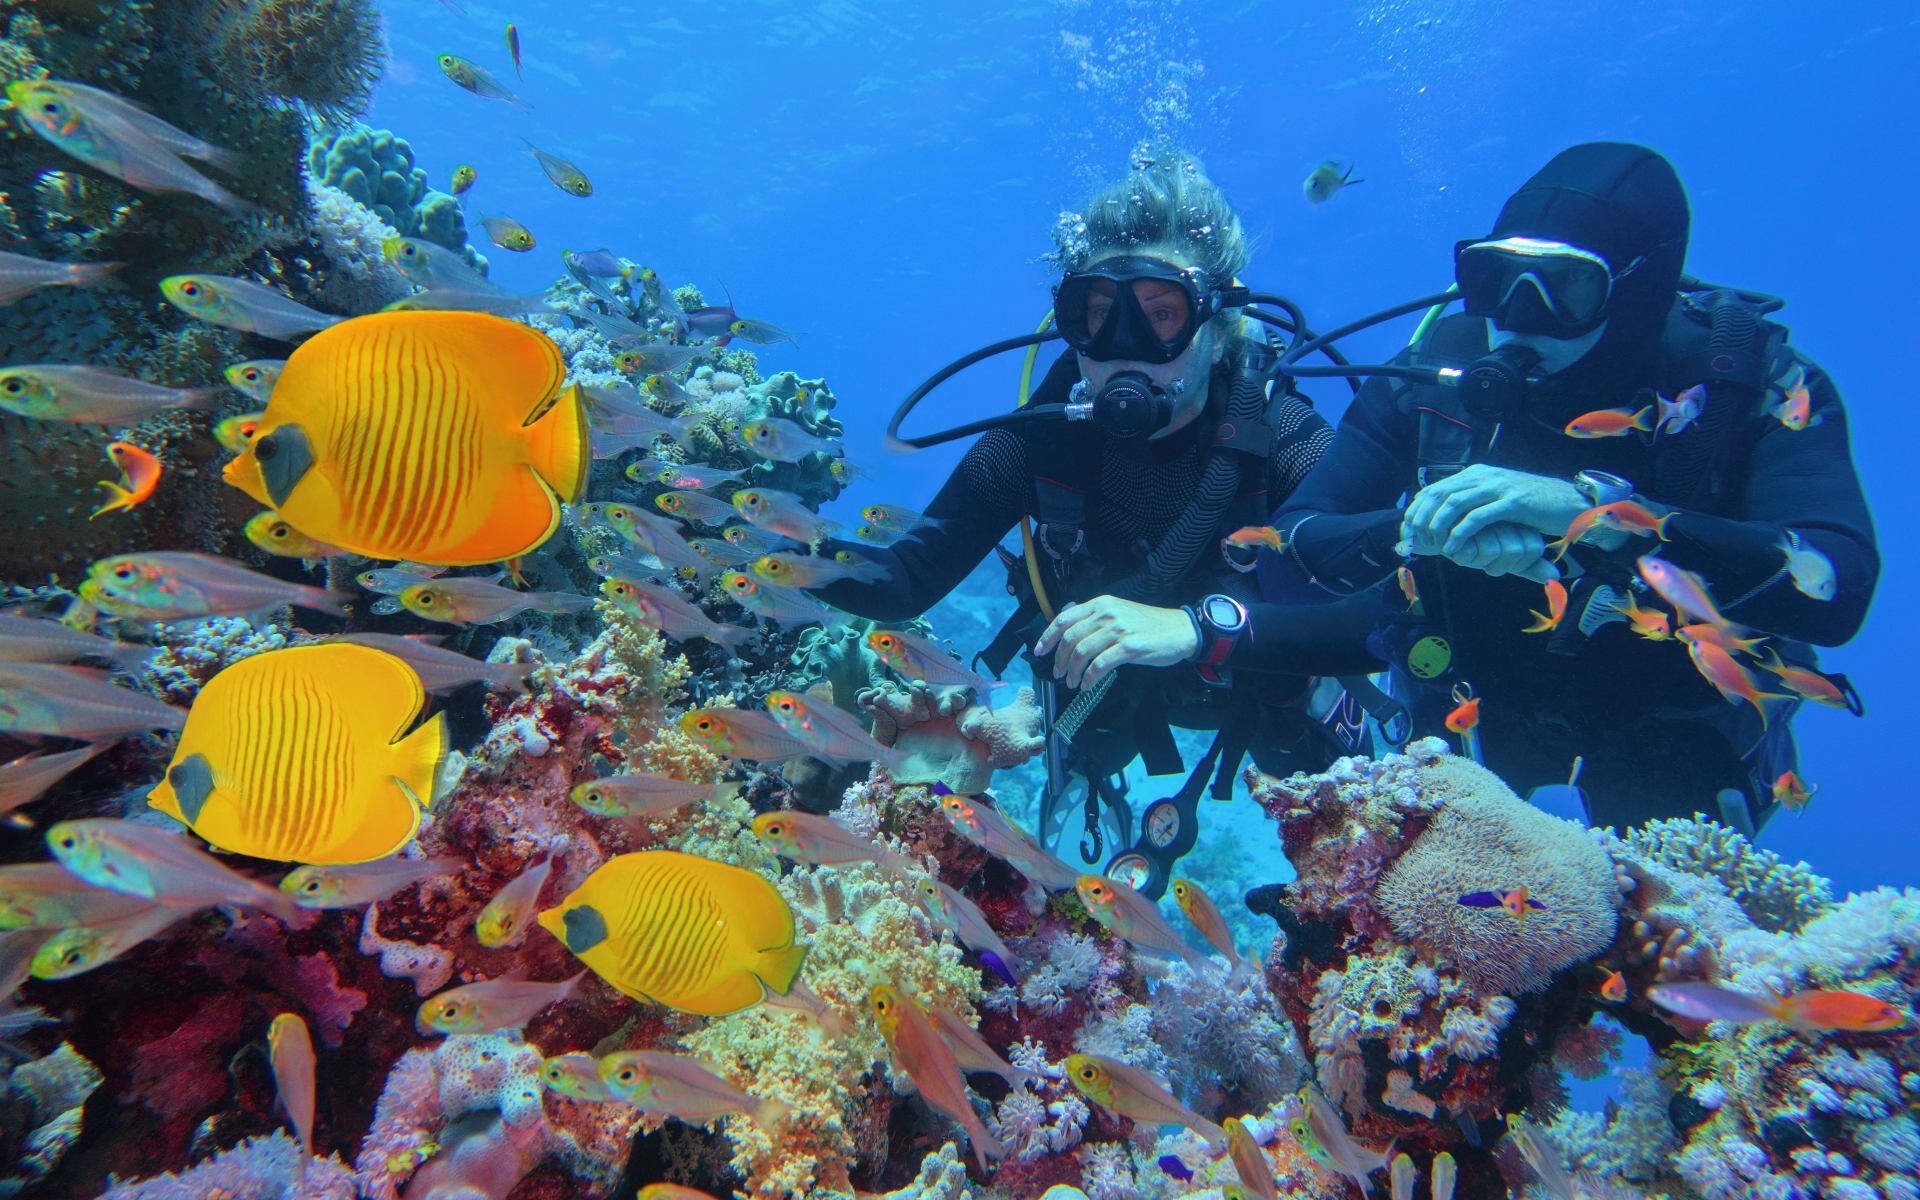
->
[1056,154,1251,290]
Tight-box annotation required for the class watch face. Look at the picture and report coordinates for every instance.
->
[1201,595,1243,630]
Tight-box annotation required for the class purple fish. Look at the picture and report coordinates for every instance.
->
[1157,1154,1194,1182]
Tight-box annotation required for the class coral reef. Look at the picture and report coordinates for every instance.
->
[163,0,387,122]
[1246,739,1622,1170]
[306,124,472,259]
[0,1041,100,1197]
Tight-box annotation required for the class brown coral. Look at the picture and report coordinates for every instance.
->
[1373,758,1620,996]
[860,681,1043,794]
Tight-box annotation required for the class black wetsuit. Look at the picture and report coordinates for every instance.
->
[1267,144,1878,829]
[818,347,1384,777]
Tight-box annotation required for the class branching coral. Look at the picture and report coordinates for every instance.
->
[100,1131,356,1200]
[1627,815,1834,934]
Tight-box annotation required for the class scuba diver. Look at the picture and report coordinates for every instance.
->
[822,156,1386,898]
[1264,142,1877,833]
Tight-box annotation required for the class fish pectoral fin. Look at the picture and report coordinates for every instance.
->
[255,423,314,507]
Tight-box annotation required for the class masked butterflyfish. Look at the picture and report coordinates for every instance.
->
[536,850,806,1017]
[147,643,447,865]
[221,310,590,566]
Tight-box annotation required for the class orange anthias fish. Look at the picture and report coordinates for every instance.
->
[1756,649,1857,712]
[1457,885,1547,923]
[1548,500,1671,560]
[1637,555,1730,630]
[1523,579,1568,634]
[1609,593,1671,641]
[1647,980,1906,1033]
[1444,687,1480,735]
[91,441,161,518]
[1564,404,1655,439]
[1677,627,1789,728]
[1770,362,1822,430]
[1224,525,1284,551]
[1599,969,1628,1002]
[1680,622,1767,658]
[1395,565,1419,608]
[1772,770,1818,812]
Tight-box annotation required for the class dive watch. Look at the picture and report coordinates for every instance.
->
[1573,469,1634,508]
[1188,593,1248,688]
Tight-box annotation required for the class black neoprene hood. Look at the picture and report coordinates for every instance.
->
[1486,142,1693,378]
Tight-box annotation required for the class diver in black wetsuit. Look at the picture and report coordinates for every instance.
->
[1266,143,1878,832]
[820,156,1383,896]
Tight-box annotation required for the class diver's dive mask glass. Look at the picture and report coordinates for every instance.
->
[1454,236,1639,339]
[1053,256,1249,364]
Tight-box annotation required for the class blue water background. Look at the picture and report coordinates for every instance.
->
[366,0,1919,897]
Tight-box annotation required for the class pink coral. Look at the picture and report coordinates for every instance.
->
[860,681,1044,793]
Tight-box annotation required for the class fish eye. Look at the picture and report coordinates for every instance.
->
[112,566,133,580]
[57,835,76,849]
[300,879,322,894]
[1077,1065,1096,1080]
[181,282,199,296]
[616,1067,636,1083]
[766,821,784,835]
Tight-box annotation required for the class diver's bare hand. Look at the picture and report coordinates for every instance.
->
[1033,595,1201,690]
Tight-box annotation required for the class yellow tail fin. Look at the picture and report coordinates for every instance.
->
[90,482,133,520]
[393,710,449,810]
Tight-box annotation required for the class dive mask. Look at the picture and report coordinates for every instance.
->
[1053,255,1249,364]
[1454,236,1640,338]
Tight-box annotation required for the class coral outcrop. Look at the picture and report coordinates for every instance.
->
[862,681,1046,795]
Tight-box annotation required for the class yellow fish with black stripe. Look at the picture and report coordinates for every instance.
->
[536,850,806,1017]
[221,310,590,566]
[147,643,446,864]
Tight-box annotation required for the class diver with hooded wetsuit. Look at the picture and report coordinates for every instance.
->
[1264,143,1877,833]
[821,156,1385,897]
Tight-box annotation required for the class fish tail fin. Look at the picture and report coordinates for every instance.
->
[755,941,807,997]
[1523,608,1558,634]
[751,1097,794,1132]
[89,481,134,519]
[294,585,352,617]
[1632,405,1656,431]
[527,383,591,503]
[1654,512,1674,540]
[967,1116,1007,1169]
[716,624,755,654]
[68,261,121,288]
[1544,536,1572,563]
[394,711,450,810]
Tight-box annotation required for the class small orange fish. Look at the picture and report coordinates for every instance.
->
[1770,363,1822,430]
[1756,649,1854,711]
[1395,565,1419,607]
[1548,500,1670,560]
[90,441,161,518]
[1779,989,1906,1033]
[1224,525,1284,551]
[1679,622,1767,658]
[1772,770,1817,812]
[1523,579,1568,634]
[1456,886,1546,923]
[1599,969,1628,1003]
[1610,593,1671,641]
[1678,627,1788,728]
[1444,686,1479,735]
[1564,405,1654,439]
